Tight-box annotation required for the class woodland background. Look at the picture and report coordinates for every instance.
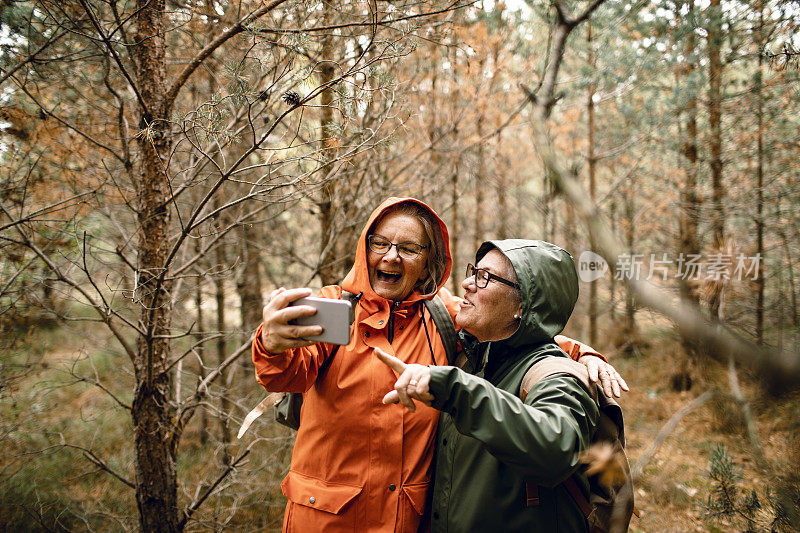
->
[1,0,799,531]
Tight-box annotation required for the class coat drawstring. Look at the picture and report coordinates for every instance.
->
[421,306,437,365]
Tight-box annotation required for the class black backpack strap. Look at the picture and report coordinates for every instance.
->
[423,295,458,365]
[340,290,361,326]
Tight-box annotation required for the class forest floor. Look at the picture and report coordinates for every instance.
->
[1,320,799,531]
[616,331,800,532]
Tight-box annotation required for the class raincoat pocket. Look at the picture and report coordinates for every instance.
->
[401,481,429,516]
[398,480,430,531]
[282,470,363,515]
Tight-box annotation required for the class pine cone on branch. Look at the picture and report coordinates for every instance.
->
[282,91,302,107]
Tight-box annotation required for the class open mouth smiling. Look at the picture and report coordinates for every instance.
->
[376,270,402,283]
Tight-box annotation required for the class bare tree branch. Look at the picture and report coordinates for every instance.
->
[196,337,253,394]
[631,391,715,481]
[12,81,126,164]
[164,332,223,374]
[528,105,800,388]
[0,29,68,87]
[178,449,250,529]
[254,1,475,35]
[571,0,607,27]
[728,357,765,466]
[0,252,39,301]
[69,354,133,410]
[0,202,139,362]
[0,191,97,233]
[60,443,135,489]
[76,0,152,119]
[166,0,291,106]
[520,0,800,389]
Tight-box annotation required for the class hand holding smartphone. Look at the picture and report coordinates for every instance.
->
[288,296,352,345]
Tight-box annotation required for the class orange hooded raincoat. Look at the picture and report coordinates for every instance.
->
[253,198,457,532]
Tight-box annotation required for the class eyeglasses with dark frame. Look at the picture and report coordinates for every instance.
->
[465,263,521,290]
[367,234,428,260]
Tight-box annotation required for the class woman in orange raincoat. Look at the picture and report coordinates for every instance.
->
[252,197,625,532]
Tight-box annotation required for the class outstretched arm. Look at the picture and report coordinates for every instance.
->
[252,287,335,393]
[374,347,596,484]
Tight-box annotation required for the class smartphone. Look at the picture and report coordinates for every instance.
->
[288,296,352,345]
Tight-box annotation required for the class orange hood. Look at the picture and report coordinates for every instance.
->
[341,197,452,308]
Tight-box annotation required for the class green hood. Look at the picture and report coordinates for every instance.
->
[475,239,578,348]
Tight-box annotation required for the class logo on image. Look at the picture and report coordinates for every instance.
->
[578,251,608,283]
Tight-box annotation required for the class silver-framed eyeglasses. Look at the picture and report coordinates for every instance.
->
[466,263,520,290]
[367,235,428,260]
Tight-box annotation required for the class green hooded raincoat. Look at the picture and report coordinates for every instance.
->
[428,239,599,533]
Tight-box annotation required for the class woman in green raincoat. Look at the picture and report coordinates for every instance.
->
[377,239,613,532]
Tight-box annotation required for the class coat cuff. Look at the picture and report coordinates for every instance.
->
[251,323,292,367]
[555,334,608,363]
[428,365,459,412]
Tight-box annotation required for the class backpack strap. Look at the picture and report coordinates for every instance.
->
[340,290,361,325]
[564,476,595,518]
[519,355,635,530]
[521,355,625,443]
[520,356,598,403]
[519,356,598,520]
[423,294,459,366]
[521,354,625,444]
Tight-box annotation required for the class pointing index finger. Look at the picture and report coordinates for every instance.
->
[374,347,407,375]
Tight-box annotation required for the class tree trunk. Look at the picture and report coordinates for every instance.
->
[449,41,462,296]
[451,155,461,295]
[783,238,798,329]
[542,173,555,242]
[237,221,263,380]
[673,0,701,390]
[427,44,440,202]
[215,222,232,464]
[473,111,486,253]
[496,145,509,240]
[194,238,209,445]
[587,21,598,345]
[473,42,500,252]
[707,0,725,318]
[318,1,339,286]
[132,0,179,529]
[754,2,765,344]
[564,200,576,258]
[609,198,617,321]
[624,180,636,340]
[777,198,799,329]
[678,14,700,308]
